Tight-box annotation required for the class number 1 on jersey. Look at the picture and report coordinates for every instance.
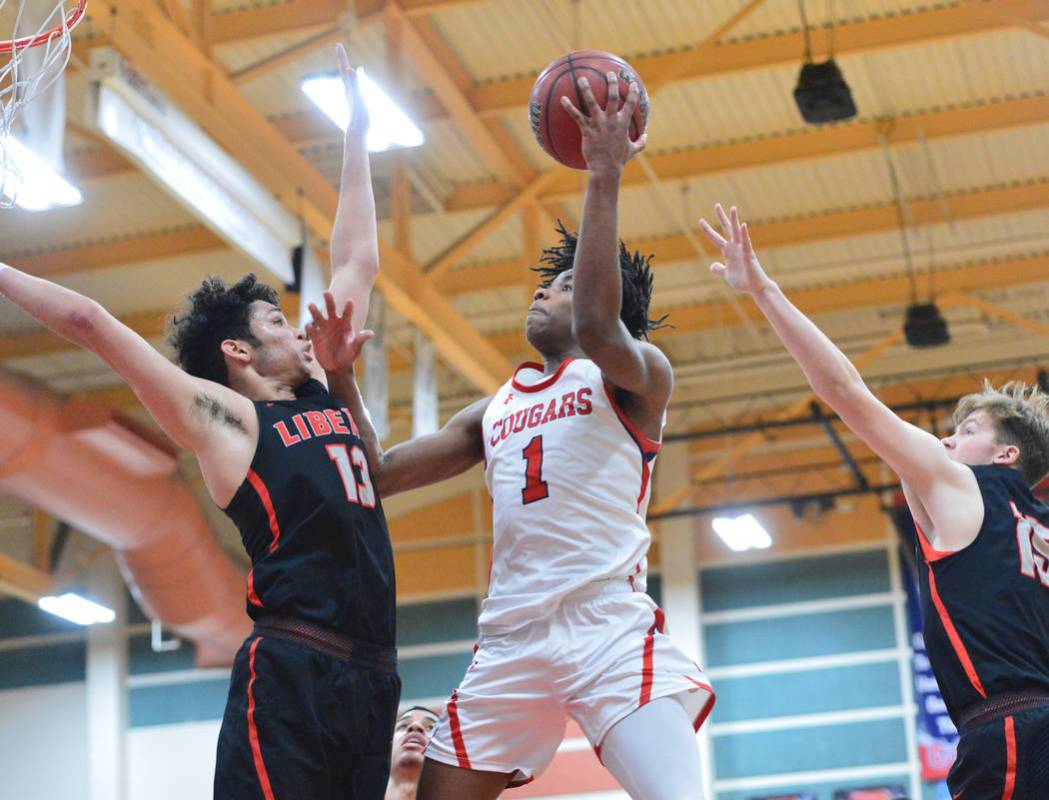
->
[521,435,549,504]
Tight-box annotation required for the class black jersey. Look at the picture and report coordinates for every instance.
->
[223,379,395,646]
[916,464,1049,726]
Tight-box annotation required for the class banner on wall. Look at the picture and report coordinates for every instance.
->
[895,505,960,781]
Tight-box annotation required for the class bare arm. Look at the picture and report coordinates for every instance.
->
[561,73,672,403]
[306,292,489,497]
[0,264,255,458]
[700,205,978,544]
[327,44,379,333]
[327,370,488,496]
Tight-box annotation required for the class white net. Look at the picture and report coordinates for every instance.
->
[0,0,85,207]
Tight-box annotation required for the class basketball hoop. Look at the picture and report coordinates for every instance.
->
[0,0,87,207]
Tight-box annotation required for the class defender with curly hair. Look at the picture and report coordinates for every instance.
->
[0,46,401,800]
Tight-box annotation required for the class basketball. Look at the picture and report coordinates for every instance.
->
[529,50,649,170]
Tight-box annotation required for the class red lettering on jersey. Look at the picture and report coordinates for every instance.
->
[325,408,350,435]
[512,410,527,433]
[540,399,558,425]
[576,387,593,415]
[559,393,576,418]
[500,417,513,442]
[490,422,502,447]
[292,414,312,440]
[305,410,332,436]
[527,403,544,428]
[273,420,300,447]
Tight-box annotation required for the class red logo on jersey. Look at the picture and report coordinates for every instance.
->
[489,388,593,446]
[273,408,360,447]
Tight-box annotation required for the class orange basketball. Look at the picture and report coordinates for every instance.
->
[528,50,649,170]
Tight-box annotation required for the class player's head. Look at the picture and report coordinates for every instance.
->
[170,275,314,391]
[945,380,1049,485]
[389,706,438,775]
[525,222,668,353]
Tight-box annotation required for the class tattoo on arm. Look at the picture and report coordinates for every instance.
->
[193,392,247,433]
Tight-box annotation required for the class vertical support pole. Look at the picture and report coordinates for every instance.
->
[31,508,51,571]
[655,441,714,798]
[86,553,128,800]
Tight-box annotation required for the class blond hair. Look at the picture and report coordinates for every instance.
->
[953,380,1049,486]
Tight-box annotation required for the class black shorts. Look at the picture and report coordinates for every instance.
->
[214,631,401,800]
[948,706,1049,799]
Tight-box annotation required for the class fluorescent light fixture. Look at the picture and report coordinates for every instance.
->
[0,137,82,211]
[90,48,298,283]
[38,592,115,626]
[712,513,772,552]
[301,68,424,152]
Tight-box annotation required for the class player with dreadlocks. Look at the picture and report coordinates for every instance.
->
[307,70,714,799]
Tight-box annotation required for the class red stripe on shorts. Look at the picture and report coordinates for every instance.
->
[447,689,472,769]
[639,608,666,706]
[247,638,276,800]
[1002,715,1017,800]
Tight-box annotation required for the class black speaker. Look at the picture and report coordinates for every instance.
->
[793,59,857,124]
[904,302,950,348]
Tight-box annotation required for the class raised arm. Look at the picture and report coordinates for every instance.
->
[327,44,379,334]
[699,205,978,543]
[0,265,255,468]
[306,292,489,497]
[560,73,671,403]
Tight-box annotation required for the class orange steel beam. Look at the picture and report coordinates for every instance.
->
[89,0,509,393]
[447,93,1049,212]
[469,0,1049,116]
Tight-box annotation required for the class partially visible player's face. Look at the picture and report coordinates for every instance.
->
[525,270,575,351]
[941,410,1019,467]
[390,709,438,770]
[246,301,314,384]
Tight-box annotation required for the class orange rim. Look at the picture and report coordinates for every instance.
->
[0,0,87,55]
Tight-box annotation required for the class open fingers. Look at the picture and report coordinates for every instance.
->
[308,301,323,324]
[335,43,351,77]
[730,206,743,245]
[620,80,640,120]
[577,77,602,116]
[627,132,648,160]
[560,95,589,127]
[342,298,355,324]
[740,222,755,257]
[699,218,728,250]
[324,290,338,320]
[714,203,733,240]
[605,71,620,110]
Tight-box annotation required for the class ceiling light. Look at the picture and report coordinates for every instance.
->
[712,514,772,552]
[90,48,299,283]
[301,68,424,152]
[1,137,83,212]
[38,592,115,626]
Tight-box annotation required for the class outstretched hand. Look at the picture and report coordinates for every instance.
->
[306,291,374,373]
[560,71,647,174]
[699,204,772,296]
[336,43,370,143]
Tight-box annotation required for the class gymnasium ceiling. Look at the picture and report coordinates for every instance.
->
[1,0,1048,602]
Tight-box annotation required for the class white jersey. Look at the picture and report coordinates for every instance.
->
[479,358,661,632]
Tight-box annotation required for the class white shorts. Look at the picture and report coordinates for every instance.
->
[426,580,715,786]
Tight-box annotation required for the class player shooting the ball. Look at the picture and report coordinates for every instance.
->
[307,68,715,799]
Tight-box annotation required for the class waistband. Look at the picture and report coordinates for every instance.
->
[561,576,643,603]
[253,615,398,673]
[960,691,1049,733]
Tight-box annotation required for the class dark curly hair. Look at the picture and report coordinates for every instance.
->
[169,275,280,386]
[532,222,669,340]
